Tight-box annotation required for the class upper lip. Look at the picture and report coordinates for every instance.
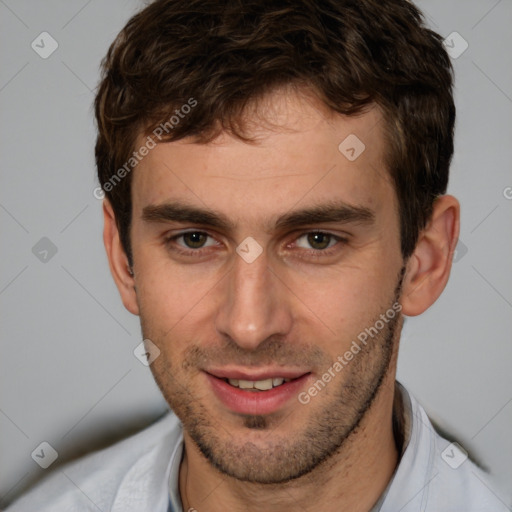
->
[205,368,310,381]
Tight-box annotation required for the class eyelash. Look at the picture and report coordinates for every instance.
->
[163,230,348,260]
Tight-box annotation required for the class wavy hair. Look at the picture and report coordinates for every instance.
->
[94,0,455,265]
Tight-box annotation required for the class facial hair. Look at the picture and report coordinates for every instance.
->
[141,266,405,484]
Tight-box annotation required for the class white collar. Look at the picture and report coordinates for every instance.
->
[165,381,415,512]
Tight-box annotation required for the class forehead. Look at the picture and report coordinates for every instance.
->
[131,91,393,222]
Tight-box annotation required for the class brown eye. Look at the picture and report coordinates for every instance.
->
[181,232,208,249]
[295,232,337,251]
[291,231,348,261]
[306,232,332,250]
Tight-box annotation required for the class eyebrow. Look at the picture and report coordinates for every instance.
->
[141,200,375,232]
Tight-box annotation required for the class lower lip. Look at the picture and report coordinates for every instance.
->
[205,373,311,416]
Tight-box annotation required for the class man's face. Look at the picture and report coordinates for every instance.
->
[129,91,405,483]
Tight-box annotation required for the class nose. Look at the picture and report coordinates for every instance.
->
[214,247,293,351]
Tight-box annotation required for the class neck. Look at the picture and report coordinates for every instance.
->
[179,371,400,512]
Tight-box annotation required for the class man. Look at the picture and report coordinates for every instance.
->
[8,0,509,511]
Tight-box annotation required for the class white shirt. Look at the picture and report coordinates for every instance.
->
[7,382,510,511]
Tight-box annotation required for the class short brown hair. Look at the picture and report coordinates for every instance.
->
[95,0,455,266]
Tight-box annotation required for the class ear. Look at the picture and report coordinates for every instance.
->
[102,199,139,316]
[400,195,460,316]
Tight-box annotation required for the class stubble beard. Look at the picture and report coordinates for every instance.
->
[142,269,405,485]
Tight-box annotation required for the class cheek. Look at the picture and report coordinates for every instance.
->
[136,263,217,342]
[286,264,396,344]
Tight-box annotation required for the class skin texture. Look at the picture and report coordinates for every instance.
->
[103,89,460,512]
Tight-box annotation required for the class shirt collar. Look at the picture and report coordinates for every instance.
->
[377,381,440,510]
[368,380,414,511]
[167,427,184,512]
[166,381,418,512]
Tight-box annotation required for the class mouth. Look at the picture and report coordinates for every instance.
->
[204,369,312,416]
[223,376,293,391]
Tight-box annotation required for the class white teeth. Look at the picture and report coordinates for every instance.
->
[226,377,292,390]
[254,378,273,391]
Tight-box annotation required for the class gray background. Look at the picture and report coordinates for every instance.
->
[0,0,511,507]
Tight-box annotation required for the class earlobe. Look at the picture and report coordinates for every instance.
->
[102,199,140,316]
[400,195,460,317]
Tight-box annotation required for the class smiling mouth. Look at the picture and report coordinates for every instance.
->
[205,371,312,415]
[222,377,294,391]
